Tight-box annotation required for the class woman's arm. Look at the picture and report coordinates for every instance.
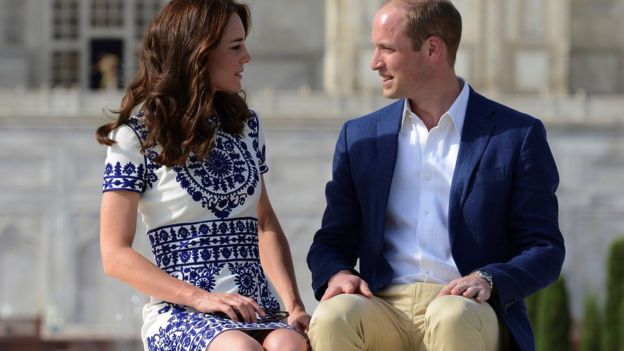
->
[257,176,311,332]
[99,190,263,322]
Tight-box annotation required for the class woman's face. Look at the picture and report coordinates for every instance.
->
[208,13,251,93]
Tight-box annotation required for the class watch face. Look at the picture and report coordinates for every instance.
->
[476,271,493,288]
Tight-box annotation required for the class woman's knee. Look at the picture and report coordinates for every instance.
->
[263,329,307,351]
[208,330,263,351]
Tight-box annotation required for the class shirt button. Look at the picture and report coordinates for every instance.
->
[424,210,429,215]
[425,174,431,181]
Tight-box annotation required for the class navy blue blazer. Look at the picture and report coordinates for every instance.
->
[307,88,565,351]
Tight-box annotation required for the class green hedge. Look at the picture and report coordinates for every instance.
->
[580,293,601,351]
[534,277,571,351]
[604,238,624,351]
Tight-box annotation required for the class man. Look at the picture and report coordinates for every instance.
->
[306,1,565,350]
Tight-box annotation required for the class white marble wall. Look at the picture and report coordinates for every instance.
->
[1,0,624,341]
[0,90,623,339]
[2,0,624,95]
[324,0,571,95]
[0,119,148,337]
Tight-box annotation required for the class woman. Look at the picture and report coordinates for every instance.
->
[95,1,310,350]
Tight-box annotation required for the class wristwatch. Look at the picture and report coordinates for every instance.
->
[473,270,494,290]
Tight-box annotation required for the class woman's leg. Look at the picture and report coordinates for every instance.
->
[262,328,308,351]
[208,330,264,351]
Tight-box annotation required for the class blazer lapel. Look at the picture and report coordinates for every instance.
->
[374,100,403,238]
[449,90,496,241]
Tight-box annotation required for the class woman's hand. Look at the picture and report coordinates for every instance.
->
[287,305,311,334]
[192,292,266,323]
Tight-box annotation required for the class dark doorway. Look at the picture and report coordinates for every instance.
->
[89,39,123,90]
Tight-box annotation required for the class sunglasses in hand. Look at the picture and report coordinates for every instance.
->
[211,309,289,323]
[257,309,289,323]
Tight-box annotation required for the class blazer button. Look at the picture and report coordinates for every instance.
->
[376,249,382,256]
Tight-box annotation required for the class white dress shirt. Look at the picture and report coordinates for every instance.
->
[384,81,469,285]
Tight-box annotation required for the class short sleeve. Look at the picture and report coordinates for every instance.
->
[101,124,148,193]
[251,111,269,174]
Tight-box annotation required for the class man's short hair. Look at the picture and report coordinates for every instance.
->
[386,0,462,66]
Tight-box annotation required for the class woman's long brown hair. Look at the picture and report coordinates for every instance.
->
[95,0,252,167]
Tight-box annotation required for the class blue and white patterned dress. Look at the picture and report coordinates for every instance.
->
[102,111,288,351]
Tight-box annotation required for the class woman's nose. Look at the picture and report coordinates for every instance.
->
[242,46,251,64]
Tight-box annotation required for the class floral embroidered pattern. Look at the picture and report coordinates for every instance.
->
[145,304,288,351]
[173,130,259,219]
[147,218,278,305]
[247,113,268,174]
[172,112,267,218]
[102,161,147,192]
[127,111,149,140]
[126,114,160,190]
[149,218,260,270]
[229,262,260,297]
[101,113,159,192]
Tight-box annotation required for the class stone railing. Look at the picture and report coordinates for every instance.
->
[0,88,623,125]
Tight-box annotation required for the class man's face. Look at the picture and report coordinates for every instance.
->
[370,5,430,100]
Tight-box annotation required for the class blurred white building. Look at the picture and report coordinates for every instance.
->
[0,0,623,347]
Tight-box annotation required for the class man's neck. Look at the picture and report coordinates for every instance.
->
[409,76,463,130]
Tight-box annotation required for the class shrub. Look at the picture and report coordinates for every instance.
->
[603,237,624,351]
[579,293,601,351]
[534,277,571,351]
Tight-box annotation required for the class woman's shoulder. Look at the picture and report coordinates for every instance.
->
[247,109,259,123]
[109,111,149,147]
[244,109,261,133]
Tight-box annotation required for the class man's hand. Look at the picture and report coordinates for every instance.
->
[438,273,492,303]
[321,270,373,301]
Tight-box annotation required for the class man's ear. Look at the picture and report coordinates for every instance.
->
[425,36,445,61]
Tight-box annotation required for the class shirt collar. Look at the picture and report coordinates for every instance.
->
[401,79,470,135]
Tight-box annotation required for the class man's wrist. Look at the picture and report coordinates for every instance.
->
[473,270,494,290]
[329,269,354,284]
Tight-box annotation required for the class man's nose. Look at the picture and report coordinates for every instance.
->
[370,49,382,70]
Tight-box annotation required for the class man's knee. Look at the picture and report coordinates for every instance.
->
[426,295,484,328]
[309,294,409,351]
[310,293,373,329]
[424,295,499,350]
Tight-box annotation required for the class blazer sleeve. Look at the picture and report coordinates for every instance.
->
[307,122,363,300]
[482,119,565,309]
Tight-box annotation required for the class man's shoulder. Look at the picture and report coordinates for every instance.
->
[469,89,539,127]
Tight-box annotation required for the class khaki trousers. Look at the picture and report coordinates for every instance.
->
[308,282,500,351]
